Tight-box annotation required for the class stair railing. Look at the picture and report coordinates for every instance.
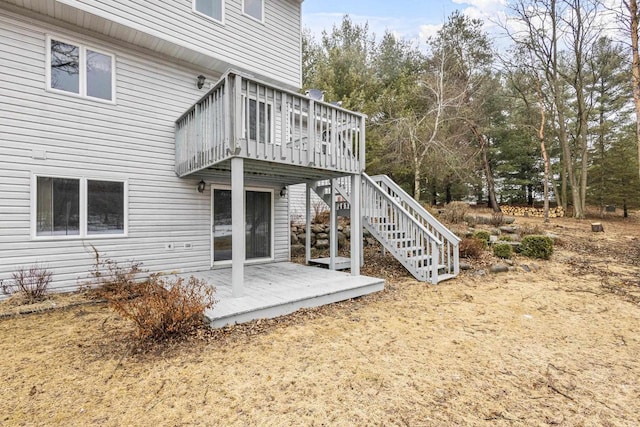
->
[362,174,442,284]
[368,174,460,277]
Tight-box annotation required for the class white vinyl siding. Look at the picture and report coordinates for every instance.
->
[2,0,302,88]
[0,10,289,293]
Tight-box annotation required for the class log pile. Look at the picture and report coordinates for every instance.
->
[500,205,565,218]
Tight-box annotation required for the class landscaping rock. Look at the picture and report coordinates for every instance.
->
[315,239,329,250]
[343,226,351,238]
[298,233,315,246]
[290,233,299,245]
[311,224,324,234]
[316,232,329,240]
[460,262,472,271]
[500,226,517,234]
[337,231,347,249]
[490,263,510,273]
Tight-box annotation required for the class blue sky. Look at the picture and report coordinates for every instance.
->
[302,0,508,47]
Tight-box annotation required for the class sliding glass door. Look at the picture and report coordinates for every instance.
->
[212,188,272,264]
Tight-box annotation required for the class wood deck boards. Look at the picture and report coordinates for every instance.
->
[185,262,384,328]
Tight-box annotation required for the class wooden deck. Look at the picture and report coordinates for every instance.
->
[185,262,384,328]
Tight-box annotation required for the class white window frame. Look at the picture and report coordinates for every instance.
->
[242,0,264,23]
[241,94,276,145]
[210,185,274,267]
[45,35,116,104]
[193,0,225,24]
[31,173,129,240]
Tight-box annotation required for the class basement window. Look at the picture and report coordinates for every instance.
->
[34,175,127,239]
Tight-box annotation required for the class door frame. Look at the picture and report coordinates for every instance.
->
[210,184,275,268]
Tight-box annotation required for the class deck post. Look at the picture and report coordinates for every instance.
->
[305,182,311,264]
[350,173,361,276]
[231,157,245,297]
[329,179,337,270]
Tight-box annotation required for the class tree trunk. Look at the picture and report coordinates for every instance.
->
[630,0,640,180]
[471,125,501,212]
[413,156,421,201]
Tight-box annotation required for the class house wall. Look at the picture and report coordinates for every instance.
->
[288,183,324,224]
[6,0,303,88]
[0,8,290,293]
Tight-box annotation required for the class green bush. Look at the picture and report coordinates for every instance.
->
[498,235,513,242]
[472,230,491,248]
[493,243,513,259]
[520,235,554,260]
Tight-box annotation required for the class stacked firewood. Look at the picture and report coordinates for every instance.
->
[501,205,565,218]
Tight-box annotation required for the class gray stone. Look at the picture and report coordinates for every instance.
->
[500,226,517,234]
[490,228,501,236]
[315,239,329,250]
[317,232,329,239]
[504,216,516,224]
[365,237,376,246]
[363,228,372,238]
[520,264,531,272]
[489,235,499,244]
[311,224,324,234]
[290,233,299,245]
[343,226,351,238]
[460,262,472,271]
[490,263,510,273]
[545,232,559,240]
[337,231,347,249]
[299,233,316,246]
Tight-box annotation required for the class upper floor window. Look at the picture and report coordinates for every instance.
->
[47,37,115,102]
[243,0,263,22]
[194,0,223,23]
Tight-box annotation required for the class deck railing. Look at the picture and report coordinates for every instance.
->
[175,70,367,177]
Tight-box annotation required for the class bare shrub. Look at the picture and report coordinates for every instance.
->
[105,274,216,341]
[490,211,504,227]
[312,201,329,223]
[441,202,469,224]
[459,238,485,259]
[1,265,52,303]
[82,248,215,341]
[81,246,145,297]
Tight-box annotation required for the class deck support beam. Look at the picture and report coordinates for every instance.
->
[305,182,311,264]
[350,173,361,276]
[231,157,245,297]
[329,179,337,270]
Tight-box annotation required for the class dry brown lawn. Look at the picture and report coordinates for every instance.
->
[1,214,640,426]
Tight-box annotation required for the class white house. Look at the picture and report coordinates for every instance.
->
[0,0,459,326]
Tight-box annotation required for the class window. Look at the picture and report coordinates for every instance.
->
[242,96,274,144]
[194,0,223,22]
[243,0,263,21]
[47,37,115,102]
[34,176,127,238]
[87,180,125,235]
[36,177,80,237]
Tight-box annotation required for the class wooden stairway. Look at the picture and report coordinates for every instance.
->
[311,173,460,284]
